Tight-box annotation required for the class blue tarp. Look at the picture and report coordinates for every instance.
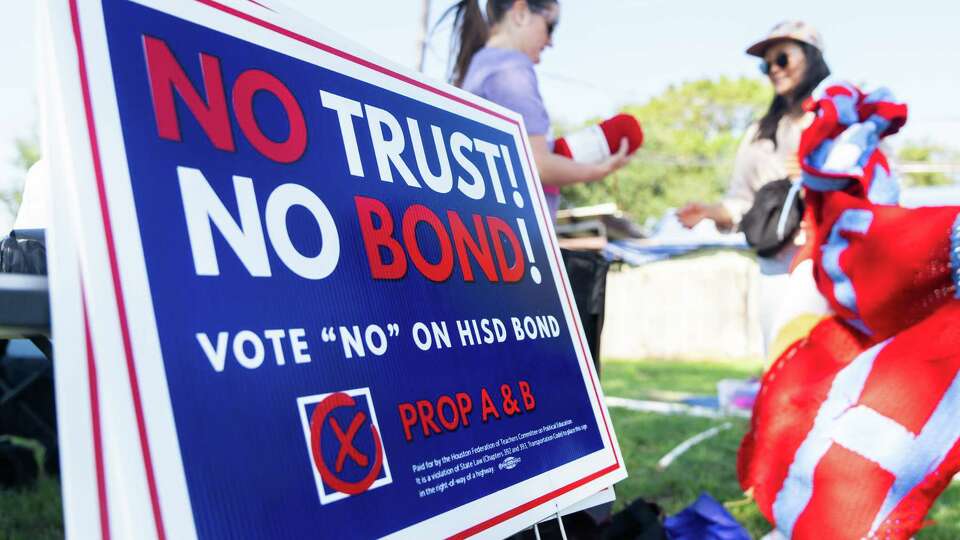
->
[664,492,751,540]
[603,210,747,266]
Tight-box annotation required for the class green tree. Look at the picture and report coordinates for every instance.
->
[897,142,957,187]
[561,77,771,224]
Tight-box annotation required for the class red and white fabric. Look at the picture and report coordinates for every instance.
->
[553,113,643,164]
[739,81,960,539]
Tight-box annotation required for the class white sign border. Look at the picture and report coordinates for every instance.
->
[48,0,626,538]
[40,5,110,537]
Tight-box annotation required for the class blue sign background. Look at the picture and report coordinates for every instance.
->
[102,1,607,537]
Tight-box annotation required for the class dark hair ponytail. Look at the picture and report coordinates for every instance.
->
[440,0,557,88]
[755,42,830,147]
[444,1,491,87]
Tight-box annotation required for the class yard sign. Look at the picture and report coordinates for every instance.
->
[43,0,625,537]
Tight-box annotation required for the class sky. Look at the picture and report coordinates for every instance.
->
[1,0,958,227]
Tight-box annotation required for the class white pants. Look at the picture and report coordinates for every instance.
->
[759,250,832,360]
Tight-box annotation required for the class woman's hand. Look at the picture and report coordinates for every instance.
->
[677,202,709,228]
[784,154,802,180]
[677,202,735,230]
[595,137,631,179]
[530,135,633,187]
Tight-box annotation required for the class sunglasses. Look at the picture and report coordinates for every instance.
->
[544,18,557,37]
[760,52,789,75]
[530,7,558,37]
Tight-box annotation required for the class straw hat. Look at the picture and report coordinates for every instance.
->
[746,20,824,57]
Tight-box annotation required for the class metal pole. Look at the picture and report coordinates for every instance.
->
[556,511,568,540]
[416,0,432,72]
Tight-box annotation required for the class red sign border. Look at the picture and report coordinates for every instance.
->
[66,0,622,537]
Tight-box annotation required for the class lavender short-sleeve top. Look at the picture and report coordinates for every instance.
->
[461,47,560,218]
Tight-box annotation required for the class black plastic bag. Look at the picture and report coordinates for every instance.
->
[0,439,39,488]
[560,249,609,373]
[604,498,667,540]
[739,179,804,258]
[0,231,47,275]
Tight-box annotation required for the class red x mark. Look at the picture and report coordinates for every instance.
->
[329,412,368,472]
[309,392,384,496]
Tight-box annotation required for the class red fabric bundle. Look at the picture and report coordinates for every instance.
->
[810,191,958,341]
[740,305,960,538]
[553,113,643,164]
[739,81,960,539]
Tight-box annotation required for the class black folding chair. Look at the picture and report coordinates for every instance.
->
[0,229,57,478]
[0,338,57,471]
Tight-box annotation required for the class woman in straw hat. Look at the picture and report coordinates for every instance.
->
[678,21,831,352]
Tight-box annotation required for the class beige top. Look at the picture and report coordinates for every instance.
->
[721,112,812,227]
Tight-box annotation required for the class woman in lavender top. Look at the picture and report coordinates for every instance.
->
[443,0,630,219]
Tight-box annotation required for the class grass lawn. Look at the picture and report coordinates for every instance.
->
[600,358,960,539]
[601,357,764,400]
[0,476,61,540]
[2,357,958,538]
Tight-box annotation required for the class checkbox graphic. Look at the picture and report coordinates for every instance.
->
[297,387,393,504]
